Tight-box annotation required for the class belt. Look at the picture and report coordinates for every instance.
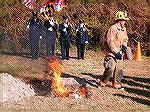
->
[106,52,116,61]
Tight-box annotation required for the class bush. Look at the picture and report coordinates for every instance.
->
[0,32,2,49]
[0,0,150,55]
[0,0,5,7]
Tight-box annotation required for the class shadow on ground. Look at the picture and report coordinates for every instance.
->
[62,73,100,88]
[16,75,53,96]
[0,51,46,59]
[28,79,52,96]
[123,76,150,89]
[81,72,101,79]
[113,93,150,106]
[126,87,150,97]
[55,53,78,59]
[124,76,150,84]
[122,76,150,97]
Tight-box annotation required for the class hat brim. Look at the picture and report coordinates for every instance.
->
[115,17,129,21]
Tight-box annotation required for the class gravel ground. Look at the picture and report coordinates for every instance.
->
[0,50,150,111]
[0,73,35,102]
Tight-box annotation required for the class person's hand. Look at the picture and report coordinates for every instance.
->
[115,51,122,60]
[85,41,88,44]
[26,25,30,31]
[48,27,53,31]
[63,28,66,32]
[50,21,54,26]
[80,23,84,27]
[64,23,68,28]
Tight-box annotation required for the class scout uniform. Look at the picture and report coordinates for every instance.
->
[59,16,72,60]
[76,19,88,60]
[44,14,58,56]
[27,11,43,60]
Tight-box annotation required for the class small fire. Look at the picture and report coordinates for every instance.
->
[69,86,87,99]
[48,56,69,97]
[48,56,89,98]
[78,86,87,98]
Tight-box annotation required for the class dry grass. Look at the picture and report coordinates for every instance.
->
[0,50,150,111]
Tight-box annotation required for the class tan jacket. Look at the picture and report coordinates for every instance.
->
[106,22,128,53]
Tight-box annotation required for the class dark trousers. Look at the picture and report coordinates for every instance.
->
[77,44,85,59]
[46,43,55,56]
[60,40,70,60]
[30,39,39,60]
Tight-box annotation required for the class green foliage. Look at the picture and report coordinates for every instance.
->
[2,12,12,23]
[0,0,5,7]
[0,32,2,49]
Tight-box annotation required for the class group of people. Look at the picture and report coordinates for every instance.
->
[27,10,131,89]
[27,11,88,60]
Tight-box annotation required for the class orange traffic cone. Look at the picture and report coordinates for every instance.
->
[135,42,142,61]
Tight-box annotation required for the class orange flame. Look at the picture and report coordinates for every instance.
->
[48,56,69,97]
[79,86,87,98]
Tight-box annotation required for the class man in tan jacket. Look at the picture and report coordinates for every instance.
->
[100,11,129,89]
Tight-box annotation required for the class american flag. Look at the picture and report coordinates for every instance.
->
[22,0,38,9]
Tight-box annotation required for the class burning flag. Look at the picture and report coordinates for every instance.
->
[48,56,70,97]
[70,85,87,99]
[48,56,89,98]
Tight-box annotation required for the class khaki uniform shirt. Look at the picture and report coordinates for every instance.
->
[106,22,128,53]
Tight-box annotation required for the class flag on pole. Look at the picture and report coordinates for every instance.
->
[22,0,38,9]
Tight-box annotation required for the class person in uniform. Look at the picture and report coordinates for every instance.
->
[76,19,88,60]
[58,15,72,60]
[99,11,129,89]
[44,13,58,57]
[26,11,43,60]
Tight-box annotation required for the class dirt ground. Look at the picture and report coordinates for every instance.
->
[0,49,150,112]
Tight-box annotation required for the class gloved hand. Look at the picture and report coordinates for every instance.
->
[48,27,53,31]
[64,23,68,28]
[26,25,30,31]
[63,28,66,32]
[49,21,54,26]
[80,23,84,27]
[115,51,122,60]
[121,45,127,53]
[83,28,86,31]
[85,41,88,44]
[40,36,42,39]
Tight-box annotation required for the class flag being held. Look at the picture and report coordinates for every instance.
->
[22,0,38,9]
